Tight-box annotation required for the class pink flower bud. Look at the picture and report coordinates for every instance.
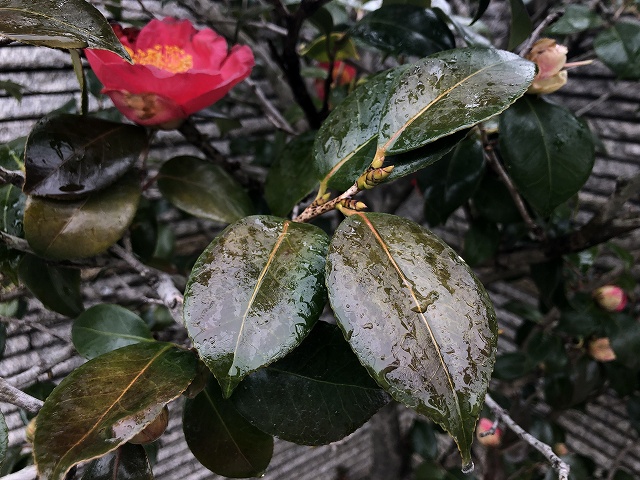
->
[526,38,592,95]
[476,418,502,447]
[593,285,627,312]
[587,337,617,362]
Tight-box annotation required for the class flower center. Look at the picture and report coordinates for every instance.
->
[125,45,193,73]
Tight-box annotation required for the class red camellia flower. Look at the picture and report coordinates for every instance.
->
[85,18,254,128]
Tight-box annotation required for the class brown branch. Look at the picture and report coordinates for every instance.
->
[0,377,43,413]
[244,78,297,134]
[0,315,70,343]
[293,184,360,223]
[518,11,564,57]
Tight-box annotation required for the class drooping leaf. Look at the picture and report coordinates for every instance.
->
[350,6,455,58]
[594,20,640,80]
[0,80,25,102]
[24,175,141,260]
[326,212,497,469]
[231,322,390,445]
[499,96,595,216]
[72,304,155,360]
[34,342,198,480]
[18,254,83,316]
[0,412,7,471]
[544,5,603,35]
[0,0,131,59]
[264,131,318,217]
[157,156,253,224]
[507,0,533,50]
[80,443,153,480]
[470,0,491,24]
[378,48,535,156]
[23,114,147,199]
[184,215,329,398]
[183,376,273,478]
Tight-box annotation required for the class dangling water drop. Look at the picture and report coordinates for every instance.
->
[461,461,475,474]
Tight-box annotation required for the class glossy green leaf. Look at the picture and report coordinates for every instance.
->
[462,220,499,266]
[157,156,253,224]
[326,212,498,469]
[544,5,603,35]
[417,137,485,226]
[23,114,146,199]
[594,20,640,80]
[81,443,153,480]
[231,321,390,445]
[183,376,273,478]
[18,254,83,316]
[264,131,318,217]
[34,342,198,480]
[300,33,358,62]
[499,96,595,216]
[610,315,640,370]
[507,0,533,50]
[0,0,131,59]
[472,174,521,224]
[378,48,535,155]
[72,304,155,360]
[24,175,141,260]
[0,412,7,471]
[184,215,329,398]
[350,6,455,58]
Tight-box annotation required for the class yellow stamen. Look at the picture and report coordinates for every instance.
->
[124,45,193,73]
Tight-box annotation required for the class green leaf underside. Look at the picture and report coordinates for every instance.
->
[34,343,197,480]
[0,0,131,59]
[23,114,146,199]
[379,48,535,156]
[80,443,153,480]
[231,322,391,445]
[184,215,330,398]
[499,96,595,216]
[325,212,497,468]
[157,156,253,224]
[72,304,154,360]
[183,377,273,478]
[24,175,141,260]
[594,20,640,80]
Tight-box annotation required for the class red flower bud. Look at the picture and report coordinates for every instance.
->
[476,417,502,447]
[587,337,617,362]
[86,18,254,128]
[593,285,627,312]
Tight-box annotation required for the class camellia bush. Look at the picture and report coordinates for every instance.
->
[0,0,639,479]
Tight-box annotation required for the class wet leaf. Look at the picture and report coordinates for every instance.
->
[0,0,131,59]
[350,6,455,58]
[326,212,497,469]
[379,48,535,155]
[507,0,533,50]
[0,412,7,470]
[184,215,329,398]
[183,376,273,478]
[594,20,640,80]
[24,175,141,260]
[231,322,390,445]
[81,443,153,480]
[72,304,155,360]
[499,96,595,216]
[544,5,603,35]
[23,114,146,199]
[18,254,83,316]
[157,156,253,224]
[34,342,198,480]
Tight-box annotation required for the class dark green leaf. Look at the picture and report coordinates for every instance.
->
[499,96,595,216]
[18,254,83,316]
[183,376,273,478]
[72,304,155,360]
[24,175,141,260]
[34,342,198,480]
[350,6,455,58]
[472,174,521,224]
[20,381,56,423]
[610,315,640,370]
[507,0,533,50]
[264,131,318,217]
[526,331,567,371]
[531,260,568,311]
[23,114,146,199]
[410,420,438,460]
[0,80,25,101]
[0,412,7,471]
[594,20,640,80]
[544,5,603,35]
[379,48,535,155]
[471,0,491,24]
[0,184,24,236]
[231,322,390,445]
[326,212,497,470]
[462,220,499,267]
[628,395,640,436]
[414,459,448,480]
[184,215,329,398]
[300,33,358,62]
[0,323,6,360]
[81,443,153,480]
[383,0,431,7]
[157,156,253,224]
[0,0,131,59]
[0,137,25,171]
[493,352,533,380]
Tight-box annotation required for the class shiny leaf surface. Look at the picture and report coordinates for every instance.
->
[379,48,535,155]
[499,96,595,216]
[0,0,131,58]
[594,20,640,80]
[72,304,155,360]
[23,114,146,199]
[183,376,273,478]
[34,342,198,480]
[24,175,141,260]
[80,443,153,480]
[157,156,253,224]
[184,215,329,398]
[231,322,390,445]
[326,212,497,469]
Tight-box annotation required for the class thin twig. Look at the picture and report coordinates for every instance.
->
[575,90,613,117]
[518,11,564,57]
[12,344,75,389]
[485,394,570,480]
[0,231,33,254]
[0,315,70,343]
[2,466,37,480]
[0,166,25,188]
[0,377,43,413]
[293,184,360,223]
[245,78,297,134]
